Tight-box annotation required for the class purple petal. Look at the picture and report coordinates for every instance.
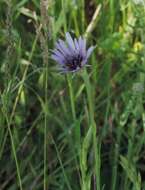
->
[86,46,95,59]
[58,39,71,56]
[78,36,83,50]
[74,38,79,50]
[81,38,87,56]
[51,54,64,64]
[51,49,66,64]
[52,49,64,59]
[66,32,75,50]
[55,41,65,54]
[78,36,86,57]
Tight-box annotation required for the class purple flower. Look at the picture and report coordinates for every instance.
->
[51,32,95,73]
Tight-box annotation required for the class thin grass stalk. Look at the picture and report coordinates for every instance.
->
[84,4,101,39]
[83,5,102,189]
[2,109,23,190]
[4,1,23,189]
[120,0,127,30]
[40,0,50,189]
[5,0,13,86]
[109,0,115,32]
[62,0,67,33]
[111,125,123,190]
[81,0,85,32]
[123,120,136,189]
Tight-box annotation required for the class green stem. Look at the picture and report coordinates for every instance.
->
[66,75,76,121]
[44,65,48,190]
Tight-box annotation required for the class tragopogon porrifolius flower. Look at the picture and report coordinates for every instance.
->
[51,32,95,73]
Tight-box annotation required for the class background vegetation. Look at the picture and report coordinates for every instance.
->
[0,0,145,189]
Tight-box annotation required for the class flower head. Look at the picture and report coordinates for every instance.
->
[51,32,94,73]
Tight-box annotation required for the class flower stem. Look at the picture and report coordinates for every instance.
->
[66,74,76,121]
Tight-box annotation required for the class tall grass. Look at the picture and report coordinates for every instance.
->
[0,0,145,189]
